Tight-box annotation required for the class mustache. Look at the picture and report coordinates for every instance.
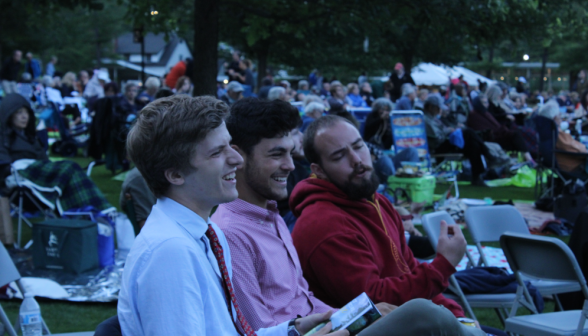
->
[349,164,373,180]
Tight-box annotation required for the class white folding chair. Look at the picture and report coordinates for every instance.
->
[501,232,588,336]
[0,244,50,336]
[466,205,581,310]
[422,211,529,324]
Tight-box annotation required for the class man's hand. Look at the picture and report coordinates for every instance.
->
[402,219,418,236]
[436,220,466,267]
[507,114,515,121]
[295,311,349,336]
[374,302,398,317]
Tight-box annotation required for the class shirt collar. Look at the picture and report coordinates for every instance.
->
[221,198,278,224]
[156,197,210,240]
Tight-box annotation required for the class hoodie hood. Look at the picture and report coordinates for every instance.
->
[0,93,36,137]
[290,177,375,218]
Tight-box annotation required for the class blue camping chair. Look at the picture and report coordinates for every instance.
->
[534,115,588,200]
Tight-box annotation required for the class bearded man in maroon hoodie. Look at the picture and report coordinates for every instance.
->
[290,115,467,318]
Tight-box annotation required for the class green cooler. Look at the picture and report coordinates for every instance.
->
[32,219,99,274]
[387,175,436,204]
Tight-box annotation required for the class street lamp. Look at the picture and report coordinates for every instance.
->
[523,54,529,61]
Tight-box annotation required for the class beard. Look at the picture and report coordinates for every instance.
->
[324,164,380,201]
[243,161,289,201]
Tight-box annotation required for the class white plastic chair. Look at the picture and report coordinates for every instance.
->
[421,211,529,324]
[465,205,581,310]
[501,232,588,336]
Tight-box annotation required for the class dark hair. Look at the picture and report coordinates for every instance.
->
[226,97,301,155]
[454,84,464,96]
[424,100,440,114]
[104,82,119,95]
[262,77,273,86]
[127,95,229,197]
[303,115,353,165]
[155,88,174,99]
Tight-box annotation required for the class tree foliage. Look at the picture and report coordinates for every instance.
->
[4,0,588,90]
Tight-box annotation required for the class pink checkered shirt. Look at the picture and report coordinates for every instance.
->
[212,198,333,330]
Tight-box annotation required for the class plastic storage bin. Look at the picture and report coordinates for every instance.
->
[387,175,436,204]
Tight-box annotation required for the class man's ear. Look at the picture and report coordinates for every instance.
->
[310,163,328,180]
[164,168,185,186]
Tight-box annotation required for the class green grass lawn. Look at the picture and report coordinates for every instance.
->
[1,159,558,332]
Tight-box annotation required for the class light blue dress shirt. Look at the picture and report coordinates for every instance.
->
[118,197,288,336]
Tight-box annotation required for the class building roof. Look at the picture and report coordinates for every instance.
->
[116,32,168,54]
[115,32,182,67]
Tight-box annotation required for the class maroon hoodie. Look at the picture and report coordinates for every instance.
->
[290,177,464,317]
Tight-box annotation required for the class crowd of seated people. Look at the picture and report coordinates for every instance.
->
[4,52,588,335]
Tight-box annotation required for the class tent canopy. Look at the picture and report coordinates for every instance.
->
[411,63,449,86]
[409,63,496,87]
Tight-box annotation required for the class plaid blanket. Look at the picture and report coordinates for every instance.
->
[18,160,112,211]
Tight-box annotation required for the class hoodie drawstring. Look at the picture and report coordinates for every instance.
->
[368,197,411,275]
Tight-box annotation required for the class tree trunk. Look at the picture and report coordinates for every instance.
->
[256,41,270,91]
[539,47,548,92]
[193,0,219,96]
[569,70,575,91]
[403,55,412,75]
[95,27,102,68]
[486,46,494,78]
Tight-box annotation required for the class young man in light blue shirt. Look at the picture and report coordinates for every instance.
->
[118,95,346,336]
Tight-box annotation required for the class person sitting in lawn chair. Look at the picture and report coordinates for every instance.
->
[0,94,112,244]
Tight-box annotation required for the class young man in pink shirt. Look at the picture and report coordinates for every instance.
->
[212,98,485,336]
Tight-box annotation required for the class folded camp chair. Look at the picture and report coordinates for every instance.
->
[0,244,51,336]
[534,115,588,201]
[5,161,59,249]
[421,211,527,324]
[501,232,588,336]
[465,205,581,311]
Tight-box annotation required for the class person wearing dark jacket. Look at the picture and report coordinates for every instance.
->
[468,96,532,161]
[364,97,393,150]
[0,93,46,244]
[486,85,538,158]
[0,94,47,182]
[363,97,419,182]
[388,63,415,102]
[423,96,490,185]
[0,94,112,245]
[257,77,274,99]
[0,50,22,95]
